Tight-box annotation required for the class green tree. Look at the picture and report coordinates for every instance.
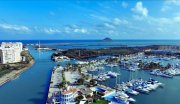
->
[77,78,85,85]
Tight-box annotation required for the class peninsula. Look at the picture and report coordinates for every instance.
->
[51,45,180,60]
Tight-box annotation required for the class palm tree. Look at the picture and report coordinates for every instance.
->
[78,68,82,74]
[66,63,71,71]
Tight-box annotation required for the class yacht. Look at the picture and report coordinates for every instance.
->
[107,64,119,67]
[107,71,119,78]
[124,88,139,95]
[115,91,136,103]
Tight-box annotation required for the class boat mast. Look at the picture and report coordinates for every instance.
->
[115,72,118,92]
[39,40,40,49]
[129,66,132,81]
[38,40,41,59]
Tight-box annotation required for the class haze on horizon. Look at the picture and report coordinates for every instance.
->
[0,0,180,40]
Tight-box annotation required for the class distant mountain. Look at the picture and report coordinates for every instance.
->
[102,37,112,41]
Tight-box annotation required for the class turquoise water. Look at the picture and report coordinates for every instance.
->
[0,41,180,104]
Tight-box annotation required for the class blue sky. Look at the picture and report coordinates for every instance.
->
[0,0,180,40]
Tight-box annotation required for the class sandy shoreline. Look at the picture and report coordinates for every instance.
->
[0,60,35,86]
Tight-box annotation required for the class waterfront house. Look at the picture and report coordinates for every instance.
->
[58,86,77,104]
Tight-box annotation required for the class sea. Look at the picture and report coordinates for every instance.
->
[0,40,180,49]
[0,40,180,104]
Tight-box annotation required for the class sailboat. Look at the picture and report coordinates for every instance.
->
[123,68,139,95]
[107,65,119,78]
[113,71,136,104]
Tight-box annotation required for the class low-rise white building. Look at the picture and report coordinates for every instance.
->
[0,42,23,64]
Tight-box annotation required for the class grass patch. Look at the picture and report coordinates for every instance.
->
[89,100,108,104]
[0,69,12,77]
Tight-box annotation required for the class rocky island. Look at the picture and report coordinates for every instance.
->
[102,37,112,41]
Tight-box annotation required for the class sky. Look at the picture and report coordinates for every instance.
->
[0,0,180,40]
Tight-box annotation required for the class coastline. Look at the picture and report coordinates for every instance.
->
[0,60,35,86]
[0,41,180,104]
[46,67,54,104]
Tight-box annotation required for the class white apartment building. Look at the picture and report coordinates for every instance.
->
[0,42,23,64]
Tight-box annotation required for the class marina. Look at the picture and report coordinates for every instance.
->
[1,0,180,103]
[0,41,180,104]
[46,50,168,104]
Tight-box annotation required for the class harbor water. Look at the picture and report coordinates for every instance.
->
[0,40,180,104]
[0,47,55,104]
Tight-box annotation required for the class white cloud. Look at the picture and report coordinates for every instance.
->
[90,17,130,37]
[33,24,88,35]
[132,1,148,18]
[164,0,180,5]
[158,17,171,24]
[43,28,61,34]
[122,1,128,8]
[173,16,180,22]
[81,29,87,33]
[74,28,87,33]
[64,27,71,33]
[63,25,88,34]
[174,12,180,16]
[133,15,180,38]
[25,25,88,34]
[104,23,115,29]
[0,23,89,35]
[161,6,170,12]
[161,0,180,12]
[107,30,117,35]
[0,23,30,32]
[148,16,180,25]
[113,18,128,25]
[90,14,110,21]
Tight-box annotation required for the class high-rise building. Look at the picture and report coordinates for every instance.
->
[0,42,23,64]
